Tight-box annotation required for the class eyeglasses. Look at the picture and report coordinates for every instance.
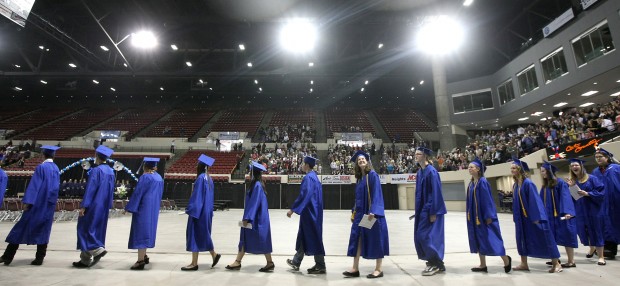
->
[594,156,605,159]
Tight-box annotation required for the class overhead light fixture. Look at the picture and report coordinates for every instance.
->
[559,111,563,116]
[378,43,384,49]
[123,63,128,67]
[553,102,567,107]
[308,62,314,67]
[247,62,253,67]
[280,18,317,53]
[259,87,262,91]
[14,64,20,68]
[610,91,620,96]
[617,79,620,83]
[160,87,164,91]
[581,90,598,96]
[131,30,157,49]
[254,79,258,84]
[518,117,529,121]
[417,15,465,55]
[364,80,369,85]
[238,44,245,51]
[38,45,44,50]
[93,79,99,84]
[360,87,365,92]
[185,61,193,67]
[593,82,598,85]
[420,80,424,85]
[170,44,178,51]
[309,88,313,93]
[579,102,594,107]
[199,79,204,84]
[310,80,314,85]
[110,87,116,91]
[100,45,109,51]
[540,118,547,121]
[68,63,77,68]
[463,0,474,6]
[40,80,47,85]
[531,111,543,116]
[13,86,22,91]
[209,87,213,91]
[411,87,415,91]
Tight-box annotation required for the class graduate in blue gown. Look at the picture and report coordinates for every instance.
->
[413,147,446,276]
[567,158,606,265]
[0,146,60,266]
[343,150,389,279]
[125,157,164,270]
[592,148,620,259]
[286,156,326,274]
[74,145,116,268]
[540,161,577,269]
[466,159,511,273]
[0,154,8,202]
[181,154,221,271]
[510,159,561,272]
[226,161,274,272]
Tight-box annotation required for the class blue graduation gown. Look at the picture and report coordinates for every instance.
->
[76,164,115,251]
[239,181,272,254]
[291,171,325,256]
[592,164,620,243]
[539,179,578,248]
[414,165,446,261]
[512,179,560,259]
[466,177,507,256]
[0,168,7,201]
[126,172,163,249]
[185,173,216,252]
[6,160,59,245]
[574,176,605,247]
[347,170,389,259]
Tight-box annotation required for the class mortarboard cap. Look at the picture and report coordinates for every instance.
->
[250,161,267,172]
[596,148,614,158]
[512,157,530,172]
[95,145,114,158]
[541,161,558,174]
[568,158,585,165]
[198,154,215,167]
[350,150,370,162]
[41,145,61,156]
[416,147,433,156]
[470,157,486,175]
[143,157,160,168]
[303,156,318,167]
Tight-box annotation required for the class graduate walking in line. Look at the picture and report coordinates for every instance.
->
[0,154,8,208]
[539,161,578,269]
[343,150,389,279]
[466,158,512,273]
[592,148,620,259]
[413,147,446,276]
[286,156,326,274]
[0,146,60,266]
[73,145,116,268]
[125,157,164,270]
[510,159,562,272]
[181,154,221,271]
[226,161,274,272]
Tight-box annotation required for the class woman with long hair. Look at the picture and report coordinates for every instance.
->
[226,161,274,272]
[181,154,221,271]
[343,150,389,279]
[539,161,578,268]
[466,158,511,273]
[592,148,620,259]
[567,158,606,265]
[511,159,562,272]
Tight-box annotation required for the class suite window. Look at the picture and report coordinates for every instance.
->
[498,79,515,105]
[452,89,493,114]
[572,20,615,67]
[541,48,568,83]
[517,65,538,95]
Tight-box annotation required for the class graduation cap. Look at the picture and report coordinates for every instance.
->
[249,161,267,172]
[350,150,370,162]
[198,154,215,167]
[541,161,558,174]
[596,148,614,158]
[511,157,530,172]
[41,145,61,156]
[470,157,486,175]
[416,147,433,156]
[568,158,585,165]
[95,145,114,159]
[303,156,318,167]
[143,157,160,168]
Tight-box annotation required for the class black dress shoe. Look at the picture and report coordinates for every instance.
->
[0,256,12,266]
[130,260,146,270]
[144,255,150,264]
[211,254,221,268]
[471,267,488,272]
[181,265,198,271]
[259,262,275,272]
[307,266,326,274]
[504,256,512,273]
[366,271,383,279]
[342,270,360,277]
[225,264,241,270]
[31,259,44,266]
[73,261,90,268]
[89,250,107,267]
[586,250,597,258]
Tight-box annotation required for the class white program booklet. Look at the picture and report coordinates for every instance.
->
[569,185,582,201]
[239,221,253,229]
[359,215,377,229]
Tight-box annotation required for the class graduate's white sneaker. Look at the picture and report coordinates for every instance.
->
[422,265,440,276]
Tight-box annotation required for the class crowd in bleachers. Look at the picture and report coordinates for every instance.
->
[327,143,374,175]
[250,142,319,175]
[256,124,315,143]
[1,140,33,167]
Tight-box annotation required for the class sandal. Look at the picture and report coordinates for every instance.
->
[560,262,576,268]
[548,266,562,273]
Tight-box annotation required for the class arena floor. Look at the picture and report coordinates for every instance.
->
[1,209,618,285]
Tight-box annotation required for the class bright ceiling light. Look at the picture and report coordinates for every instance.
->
[254,79,258,84]
[360,87,365,92]
[40,80,47,85]
[68,63,77,68]
[417,15,464,55]
[239,44,245,51]
[531,111,543,116]
[14,64,20,68]
[259,87,263,91]
[553,102,567,107]
[100,45,109,51]
[92,80,99,84]
[420,80,424,85]
[309,88,313,93]
[610,91,620,96]
[13,87,22,91]
[308,62,314,67]
[160,87,164,91]
[378,43,384,49]
[518,117,529,121]
[170,44,178,51]
[310,80,314,85]
[581,90,598,96]
[540,118,547,121]
[186,61,192,67]
[559,112,563,116]
[579,102,594,107]
[280,19,317,53]
[247,62,253,67]
[364,80,369,85]
[38,45,44,50]
[110,87,116,91]
[131,31,157,49]
[123,63,128,67]
[463,0,474,6]
[199,79,204,84]
[410,87,415,91]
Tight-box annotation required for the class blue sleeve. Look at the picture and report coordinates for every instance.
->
[478,178,497,220]
[81,168,100,208]
[0,171,8,199]
[22,165,43,205]
[428,168,447,215]
[557,179,575,216]
[587,176,605,203]
[125,176,147,213]
[525,180,546,222]
[186,176,205,219]
[368,171,385,217]
[291,175,311,214]
[243,183,262,223]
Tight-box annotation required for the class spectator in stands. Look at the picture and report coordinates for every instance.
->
[466,158,511,274]
[182,154,221,271]
[125,157,164,270]
[413,147,446,276]
[0,145,60,266]
[510,159,561,272]
[286,156,326,274]
[216,139,221,151]
[74,145,116,268]
[592,148,620,259]
[343,150,389,279]
[226,162,274,272]
[170,140,175,154]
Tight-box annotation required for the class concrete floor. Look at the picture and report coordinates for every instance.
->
[0,209,618,286]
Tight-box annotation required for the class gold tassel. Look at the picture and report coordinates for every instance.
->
[476,217,481,225]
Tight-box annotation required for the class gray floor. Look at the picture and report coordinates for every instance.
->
[1,209,618,285]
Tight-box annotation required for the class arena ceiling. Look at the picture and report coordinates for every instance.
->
[0,0,586,113]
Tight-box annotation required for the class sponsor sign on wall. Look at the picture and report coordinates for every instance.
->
[320,175,354,184]
[288,174,305,184]
[390,174,417,184]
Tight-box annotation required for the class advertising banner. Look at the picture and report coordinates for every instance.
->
[390,174,417,184]
[288,174,305,184]
[320,175,354,184]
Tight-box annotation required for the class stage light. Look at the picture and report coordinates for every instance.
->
[417,16,464,55]
[131,31,157,49]
[463,0,474,6]
[280,19,317,53]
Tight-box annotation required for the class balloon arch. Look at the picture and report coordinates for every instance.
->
[59,157,139,182]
